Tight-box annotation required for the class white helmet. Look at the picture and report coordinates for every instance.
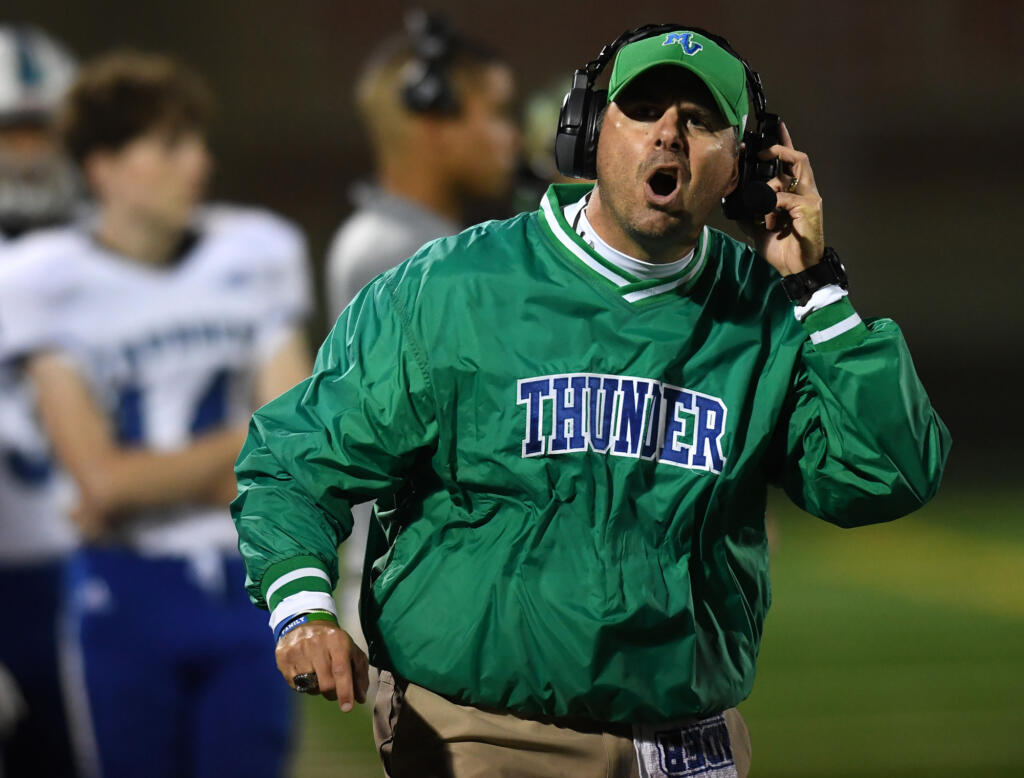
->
[0,26,78,235]
[0,24,76,126]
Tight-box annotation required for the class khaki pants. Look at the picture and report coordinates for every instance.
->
[373,671,751,778]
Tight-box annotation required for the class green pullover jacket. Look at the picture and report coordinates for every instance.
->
[233,184,950,723]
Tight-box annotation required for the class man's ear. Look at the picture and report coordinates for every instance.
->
[723,141,741,197]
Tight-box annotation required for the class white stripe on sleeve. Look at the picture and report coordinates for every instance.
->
[809,313,863,344]
[265,567,331,603]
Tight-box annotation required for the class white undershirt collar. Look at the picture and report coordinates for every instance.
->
[562,193,695,281]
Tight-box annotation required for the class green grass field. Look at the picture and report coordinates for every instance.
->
[289,487,1024,777]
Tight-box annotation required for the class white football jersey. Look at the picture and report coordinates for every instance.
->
[0,205,311,556]
[0,230,77,563]
[0,355,77,563]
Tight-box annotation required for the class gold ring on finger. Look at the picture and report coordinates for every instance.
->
[293,672,320,694]
[787,177,800,193]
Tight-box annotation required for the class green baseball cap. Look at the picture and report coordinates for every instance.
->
[607,30,748,129]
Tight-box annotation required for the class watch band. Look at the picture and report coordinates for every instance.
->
[780,247,847,306]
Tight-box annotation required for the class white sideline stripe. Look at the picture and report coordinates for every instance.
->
[810,313,863,344]
[58,598,102,778]
[541,195,630,287]
[622,227,709,303]
[265,567,330,603]
[269,591,337,631]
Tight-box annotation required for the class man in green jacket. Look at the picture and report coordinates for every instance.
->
[233,25,950,778]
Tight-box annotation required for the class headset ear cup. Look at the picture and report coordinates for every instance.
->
[402,60,458,115]
[401,60,458,115]
[721,121,780,221]
[742,182,777,217]
[401,61,429,112]
[555,74,592,179]
[401,10,458,115]
[579,88,607,180]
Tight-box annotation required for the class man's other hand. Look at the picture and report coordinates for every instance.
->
[275,620,369,712]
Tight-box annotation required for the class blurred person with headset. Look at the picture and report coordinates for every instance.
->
[324,9,519,655]
[0,24,81,777]
[0,50,312,778]
[325,10,519,319]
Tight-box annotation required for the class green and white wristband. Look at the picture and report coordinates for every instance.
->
[263,556,338,635]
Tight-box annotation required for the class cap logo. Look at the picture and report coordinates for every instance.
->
[663,32,703,56]
[15,30,42,87]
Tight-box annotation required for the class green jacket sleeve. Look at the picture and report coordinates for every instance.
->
[232,275,437,610]
[772,297,951,527]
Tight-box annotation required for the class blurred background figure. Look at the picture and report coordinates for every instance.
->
[325,9,519,655]
[0,24,78,242]
[512,77,587,213]
[0,51,312,778]
[325,9,519,318]
[0,24,81,778]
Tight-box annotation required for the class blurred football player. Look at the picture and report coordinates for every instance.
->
[0,51,311,778]
[0,24,78,242]
[0,24,81,778]
[325,11,518,318]
[325,11,518,655]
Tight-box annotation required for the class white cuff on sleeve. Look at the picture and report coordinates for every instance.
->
[792,284,849,322]
[268,591,338,631]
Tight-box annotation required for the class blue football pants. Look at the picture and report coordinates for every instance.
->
[61,549,293,778]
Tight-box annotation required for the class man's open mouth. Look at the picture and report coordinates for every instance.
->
[645,167,680,203]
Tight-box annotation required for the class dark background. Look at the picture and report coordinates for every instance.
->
[10,0,1023,485]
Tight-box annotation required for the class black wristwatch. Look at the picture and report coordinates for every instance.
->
[780,247,848,306]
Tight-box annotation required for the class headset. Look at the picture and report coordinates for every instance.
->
[554,23,782,221]
[401,10,460,116]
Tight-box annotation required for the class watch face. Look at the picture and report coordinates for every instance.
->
[781,273,812,305]
[780,248,847,303]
